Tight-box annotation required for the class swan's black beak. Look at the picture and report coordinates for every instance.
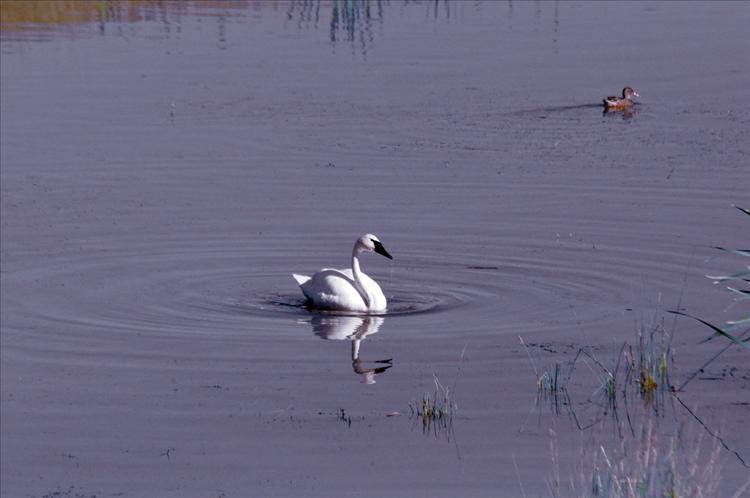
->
[373,240,393,260]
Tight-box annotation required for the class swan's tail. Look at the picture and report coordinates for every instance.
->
[292,273,311,286]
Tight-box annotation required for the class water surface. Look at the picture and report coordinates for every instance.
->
[2,1,749,497]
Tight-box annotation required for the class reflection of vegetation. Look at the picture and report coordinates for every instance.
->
[0,1,268,38]
[1,0,105,27]
[1,0,452,54]
[1,0,166,30]
[1,0,388,54]
[285,0,392,55]
[328,0,380,44]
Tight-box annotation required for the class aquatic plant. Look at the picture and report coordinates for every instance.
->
[524,312,675,427]
[409,374,457,437]
[521,337,576,419]
[536,362,567,399]
[628,316,674,411]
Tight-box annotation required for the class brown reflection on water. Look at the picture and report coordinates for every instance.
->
[0,0,260,36]
[0,0,460,53]
[603,104,640,121]
[1,1,568,57]
[1,0,157,28]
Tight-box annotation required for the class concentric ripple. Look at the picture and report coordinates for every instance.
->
[3,223,703,345]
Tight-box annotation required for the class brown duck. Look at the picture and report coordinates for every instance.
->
[603,86,639,109]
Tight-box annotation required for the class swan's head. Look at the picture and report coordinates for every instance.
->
[357,233,393,260]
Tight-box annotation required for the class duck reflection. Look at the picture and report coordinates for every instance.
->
[603,105,639,120]
[310,315,392,384]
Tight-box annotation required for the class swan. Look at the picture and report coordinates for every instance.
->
[292,234,393,313]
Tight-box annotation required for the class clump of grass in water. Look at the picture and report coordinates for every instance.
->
[409,374,457,437]
[521,338,575,417]
[525,314,676,430]
[622,314,675,413]
[536,360,575,417]
[537,361,564,397]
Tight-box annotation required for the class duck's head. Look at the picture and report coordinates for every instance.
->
[622,86,639,100]
[357,234,393,260]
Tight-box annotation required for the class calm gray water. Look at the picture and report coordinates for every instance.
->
[2,1,749,497]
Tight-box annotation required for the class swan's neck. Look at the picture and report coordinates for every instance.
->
[351,247,371,309]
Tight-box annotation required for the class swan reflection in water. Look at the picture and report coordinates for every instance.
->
[309,315,392,384]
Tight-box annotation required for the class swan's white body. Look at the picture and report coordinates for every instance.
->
[293,234,392,313]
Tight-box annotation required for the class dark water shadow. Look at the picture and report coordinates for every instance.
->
[509,103,602,118]
[535,103,603,113]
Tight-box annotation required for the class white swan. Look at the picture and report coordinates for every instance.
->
[292,234,393,313]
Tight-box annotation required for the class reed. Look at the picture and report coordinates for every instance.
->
[409,374,457,437]
[525,313,675,426]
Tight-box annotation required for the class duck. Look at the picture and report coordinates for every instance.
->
[603,86,639,109]
[292,234,393,313]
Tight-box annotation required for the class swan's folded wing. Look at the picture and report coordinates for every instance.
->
[298,269,368,312]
